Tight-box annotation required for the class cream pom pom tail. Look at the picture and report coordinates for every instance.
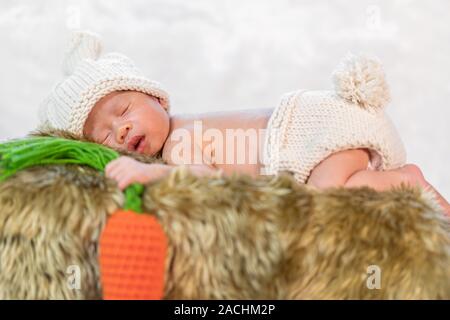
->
[62,30,103,75]
[332,53,391,110]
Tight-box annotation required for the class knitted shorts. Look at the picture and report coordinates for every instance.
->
[262,90,407,184]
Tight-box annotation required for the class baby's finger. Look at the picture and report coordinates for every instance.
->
[106,158,132,177]
[105,156,132,170]
[120,170,148,189]
[106,164,126,179]
[117,174,135,190]
[105,159,122,175]
[107,171,130,190]
[105,164,121,178]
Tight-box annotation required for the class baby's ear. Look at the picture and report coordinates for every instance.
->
[81,130,92,143]
[81,116,98,144]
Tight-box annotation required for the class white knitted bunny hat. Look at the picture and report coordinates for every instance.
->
[38,30,170,137]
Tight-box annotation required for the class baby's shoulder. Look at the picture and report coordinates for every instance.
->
[161,121,208,165]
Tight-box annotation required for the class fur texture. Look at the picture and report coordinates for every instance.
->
[0,130,449,299]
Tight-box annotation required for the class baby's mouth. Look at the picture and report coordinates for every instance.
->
[136,136,147,153]
[128,135,145,152]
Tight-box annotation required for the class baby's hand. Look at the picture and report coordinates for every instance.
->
[105,156,171,190]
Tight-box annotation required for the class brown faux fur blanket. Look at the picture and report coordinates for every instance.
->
[0,130,449,299]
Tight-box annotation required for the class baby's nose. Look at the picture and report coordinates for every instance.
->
[116,123,132,144]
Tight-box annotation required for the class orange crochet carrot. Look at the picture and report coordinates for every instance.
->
[99,210,167,300]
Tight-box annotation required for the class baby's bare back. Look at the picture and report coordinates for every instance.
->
[162,108,273,177]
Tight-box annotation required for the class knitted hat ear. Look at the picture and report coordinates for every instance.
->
[103,52,136,67]
[62,30,103,75]
[101,52,142,75]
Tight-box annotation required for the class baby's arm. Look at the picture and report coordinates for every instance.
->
[105,158,220,190]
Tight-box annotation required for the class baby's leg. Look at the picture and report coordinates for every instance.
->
[346,164,450,216]
[307,148,371,189]
[345,165,418,191]
[307,149,450,215]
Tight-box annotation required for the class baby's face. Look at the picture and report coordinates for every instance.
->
[83,90,170,156]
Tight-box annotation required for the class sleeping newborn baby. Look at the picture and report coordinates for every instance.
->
[38,31,450,214]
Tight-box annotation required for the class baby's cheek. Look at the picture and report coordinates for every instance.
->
[103,140,123,152]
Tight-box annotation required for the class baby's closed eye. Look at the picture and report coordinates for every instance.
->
[121,103,131,116]
[101,133,111,145]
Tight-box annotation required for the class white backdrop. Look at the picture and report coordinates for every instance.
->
[0,0,449,199]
